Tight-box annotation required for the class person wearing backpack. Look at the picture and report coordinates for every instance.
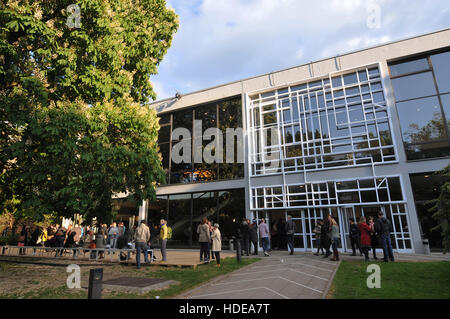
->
[375,212,395,262]
[159,219,168,263]
[285,215,296,255]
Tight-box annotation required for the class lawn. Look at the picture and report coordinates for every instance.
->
[0,256,260,299]
[329,260,450,299]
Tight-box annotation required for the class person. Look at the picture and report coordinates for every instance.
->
[249,220,258,255]
[198,217,211,263]
[108,222,119,249]
[375,212,395,262]
[368,216,378,260]
[18,225,29,255]
[329,216,340,261]
[208,221,215,260]
[159,219,168,263]
[285,215,295,255]
[313,220,324,256]
[72,224,82,246]
[259,218,270,257]
[134,220,150,269]
[359,216,372,261]
[349,218,363,256]
[240,219,250,256]
[211,223,222,267]
[118,222,126,238]
[55,225,67,256]
[95,229,106,259]
[321,216,332,258]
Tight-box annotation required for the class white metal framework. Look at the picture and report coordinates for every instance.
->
[247,64,397,176]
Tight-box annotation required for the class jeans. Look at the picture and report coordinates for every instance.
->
[109,236,117,249]
[160,239,167,261]
[136,242,149,268]
[331,238,340,252]
[350,237,362,255]
[200,242,210,261]
[287,234,294,253]
[380,235,394,261]
[261,237,270,252]
[214,251,221,265]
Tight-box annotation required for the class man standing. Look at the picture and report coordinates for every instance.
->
[321,216,332,258]
[249,220,258,255]
[259,218,270,257]
[349,218,362,256]
[160,219,168,263]
[375,212,395,262]
[108,222,119,249]
[240,219,251,256]
[134,220,150,269]
[285,215,295,255]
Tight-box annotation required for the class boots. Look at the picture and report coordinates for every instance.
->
[330,249,340,261]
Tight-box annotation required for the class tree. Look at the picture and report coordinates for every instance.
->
[1,0,178,223]
[428,164,450,254]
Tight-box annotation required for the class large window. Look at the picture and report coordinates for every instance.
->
[389,51,450,160]
[157,96,244,185]
[410,172,449,250]
[148,189,245,248]
[248,66,396,176]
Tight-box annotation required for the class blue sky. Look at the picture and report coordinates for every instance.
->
[151,0,450,100]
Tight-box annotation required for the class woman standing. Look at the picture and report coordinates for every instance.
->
[211,224,222,267]
[368,216,378,260]
[198,217,211,263]
[329,216,340,261]
[359,216,372,261]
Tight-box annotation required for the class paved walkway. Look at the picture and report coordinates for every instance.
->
[178,252,340,299]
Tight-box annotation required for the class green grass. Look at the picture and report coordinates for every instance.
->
[329,260,450,299]
[0,257,260,299]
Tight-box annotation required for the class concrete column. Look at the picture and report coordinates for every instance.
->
[138,200,148,223]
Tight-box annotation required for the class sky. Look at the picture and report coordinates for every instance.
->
[151,0,450,101]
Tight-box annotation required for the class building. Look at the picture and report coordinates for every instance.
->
[117,28,450,253]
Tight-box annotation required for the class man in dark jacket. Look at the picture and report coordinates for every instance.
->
[349,218,363,256]
[321,216,332,258]
[240,219,251,256]
[375,212,395,262]
[285,215,296,255]
[249,220,259,255]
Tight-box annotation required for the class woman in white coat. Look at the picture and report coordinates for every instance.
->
[211,223,222,267]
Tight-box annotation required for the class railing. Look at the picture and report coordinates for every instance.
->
[0,245,154,263]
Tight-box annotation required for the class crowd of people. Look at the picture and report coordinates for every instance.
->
[312,211,395,262]
[5,211,396,266]
[8,220,172,265]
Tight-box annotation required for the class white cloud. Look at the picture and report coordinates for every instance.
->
[152,0,450,100]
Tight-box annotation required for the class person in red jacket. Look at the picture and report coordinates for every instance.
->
[359,216,372,262]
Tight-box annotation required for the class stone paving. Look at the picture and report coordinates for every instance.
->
[178,252,340,299]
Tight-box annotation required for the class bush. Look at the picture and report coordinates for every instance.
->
[0,233,18,246]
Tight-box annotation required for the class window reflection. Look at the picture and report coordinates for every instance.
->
[389,51,450,160]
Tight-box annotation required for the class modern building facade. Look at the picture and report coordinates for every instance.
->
[119,28,450,253]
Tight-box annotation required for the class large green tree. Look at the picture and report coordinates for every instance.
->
[0,0,178,222]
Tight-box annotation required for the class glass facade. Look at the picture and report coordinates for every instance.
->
[389,51,450,160]
[152,189,245,248]
[248,66,395,176]
[410,172,449,250]
[251,176,412,252]
[158,96,244,185]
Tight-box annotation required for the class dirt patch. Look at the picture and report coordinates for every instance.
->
[0,256,161,298]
